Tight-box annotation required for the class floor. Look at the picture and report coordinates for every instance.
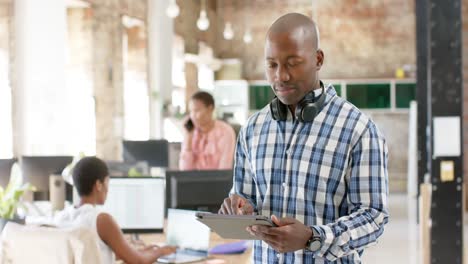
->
[361,193,466,264]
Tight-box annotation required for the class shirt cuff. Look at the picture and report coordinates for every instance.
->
[311,225,335,258]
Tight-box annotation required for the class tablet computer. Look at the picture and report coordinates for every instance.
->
[195,212,277,240]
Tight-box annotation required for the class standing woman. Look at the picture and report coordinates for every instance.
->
[179,91,236,170]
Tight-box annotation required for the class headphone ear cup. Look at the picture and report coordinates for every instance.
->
[270,98,279,120]
[270,97,288,121]
[295,93,316,122]
[295,101,304,122]
[295,92,320,122]
[299,104,319,122]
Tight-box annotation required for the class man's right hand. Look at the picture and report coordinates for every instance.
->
[218,194,254,215]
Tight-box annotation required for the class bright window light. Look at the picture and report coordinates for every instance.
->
[0,50,13,158]
[122,21,150,141]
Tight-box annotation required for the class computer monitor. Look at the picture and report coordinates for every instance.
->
[20,156,73,200]
[165,170,233,213]
[122,140,169,168]
[0,158,16,188]
[101,177,165,233]
[105,160,147,177]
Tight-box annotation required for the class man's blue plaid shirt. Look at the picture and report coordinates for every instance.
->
[232,85,389,263]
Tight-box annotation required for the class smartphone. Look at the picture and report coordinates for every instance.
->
[184,118,194,132]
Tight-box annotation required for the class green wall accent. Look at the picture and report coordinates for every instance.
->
[347,83,391,109]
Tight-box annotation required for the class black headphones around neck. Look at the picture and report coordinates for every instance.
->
[269,81,326,122]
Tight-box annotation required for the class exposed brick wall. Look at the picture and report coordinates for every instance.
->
[0,4,8,52]
[174,0,202,54]
[92,6,125,160]
[67,8,93,70]
[86,0,146,159]
[87,0,146,20]
[174,0,222,105]
[174,0,220,55]
[214,0,415,80]
[126,25,147,73]
[319,1,415,79]
[215,0,311,80]
[71,0,149,160]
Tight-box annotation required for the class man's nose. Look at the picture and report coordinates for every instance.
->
[275,65,290,82]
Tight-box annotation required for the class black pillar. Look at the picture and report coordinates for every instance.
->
[422,0,464,263]
[416,0,430,196]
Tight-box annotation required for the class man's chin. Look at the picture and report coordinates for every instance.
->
[277,97,299,106]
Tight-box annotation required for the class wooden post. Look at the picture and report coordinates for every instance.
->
[419,182,431,264]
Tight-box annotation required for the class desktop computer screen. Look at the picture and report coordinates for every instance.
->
[0,158,16,188]
[102,177,165,233]
[165,170,233,213]
[20,156,73,200]
[105,160,142,177]
[122,140,169,168]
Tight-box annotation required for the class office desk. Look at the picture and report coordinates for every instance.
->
[138,232,252,264]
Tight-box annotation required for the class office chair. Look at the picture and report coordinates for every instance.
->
[1,222,103,264]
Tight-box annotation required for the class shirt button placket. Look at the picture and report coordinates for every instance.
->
[276,253,282,263]
[282,148,292,219]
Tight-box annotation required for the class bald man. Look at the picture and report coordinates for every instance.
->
[219,13,389,263]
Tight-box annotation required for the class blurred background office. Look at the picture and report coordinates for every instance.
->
[0,0,466,263]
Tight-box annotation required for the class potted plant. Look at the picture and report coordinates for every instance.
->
[0,163,35,232]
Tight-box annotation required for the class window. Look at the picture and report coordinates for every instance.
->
[64,71,96,155]
[0,11,12,158]
[198,63,215,91]
[15,5,95,155]
[64,7,95,155]
[197,42,216,92]
[346,83,391,109]
[171,35,186,113]
[0,49,12,158]
[396,83,416,108]
[163,35,186,143]
[122,16,150,140]
[249,80,413,111]
[331,84,342,96]
[249,85,274,110]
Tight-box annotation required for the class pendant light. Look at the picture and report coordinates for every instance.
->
[223,22,234,40]
[197,0,210,31]
[166,0,180,18]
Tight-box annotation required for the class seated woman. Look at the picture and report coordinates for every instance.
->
[179,91,236,170]
[54,157,175,264]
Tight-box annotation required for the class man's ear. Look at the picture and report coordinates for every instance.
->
[316,49,324,70]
